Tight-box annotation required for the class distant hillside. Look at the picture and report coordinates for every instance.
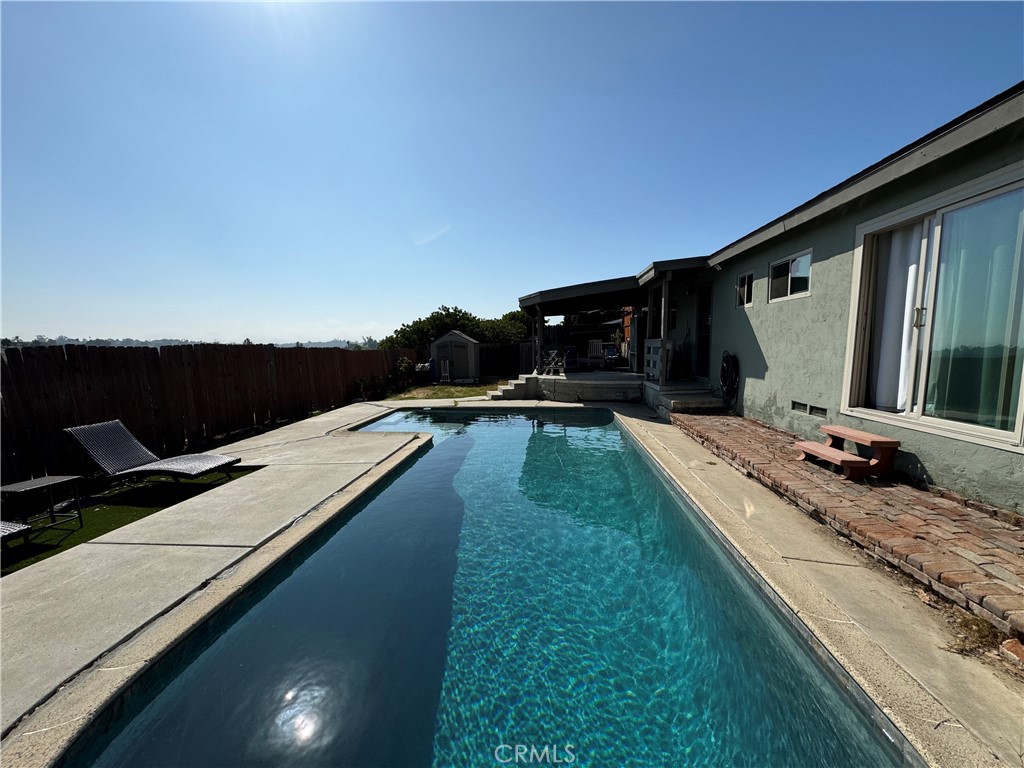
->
[283,338,379,350]
[1,335,202,348]
[1,335,379,350]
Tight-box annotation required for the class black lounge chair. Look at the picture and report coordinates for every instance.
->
[65,420,241,480]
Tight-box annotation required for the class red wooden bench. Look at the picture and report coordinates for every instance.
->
[795,425,900,480]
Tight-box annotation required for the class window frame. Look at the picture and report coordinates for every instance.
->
[767,249,812,303]
[840,164,1024,451]
[736,271,754,308]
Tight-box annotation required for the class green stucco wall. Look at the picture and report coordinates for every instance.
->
[709,124,1024,511]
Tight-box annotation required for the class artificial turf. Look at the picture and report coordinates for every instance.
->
[1,470,256,577]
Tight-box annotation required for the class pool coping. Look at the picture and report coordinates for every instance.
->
[609,407,1008,768]
[0,400,1012,767]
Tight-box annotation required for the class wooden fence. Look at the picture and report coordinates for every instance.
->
[0,344,418,482]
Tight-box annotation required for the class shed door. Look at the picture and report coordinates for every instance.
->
[453,343,469,379]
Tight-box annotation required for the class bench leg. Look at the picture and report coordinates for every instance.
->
[869,447,897,477]
[842,464,871,480]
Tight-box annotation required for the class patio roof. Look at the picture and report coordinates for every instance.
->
[518,275,642,316]
[519,255,711,316]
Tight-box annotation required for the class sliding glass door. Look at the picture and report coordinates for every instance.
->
[864,183,1024,435]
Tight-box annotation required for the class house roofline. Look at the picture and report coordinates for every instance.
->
[707,80,1024,268]
[636,256,707,286]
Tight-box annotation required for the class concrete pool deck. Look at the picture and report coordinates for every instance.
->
[1,400,1021,766]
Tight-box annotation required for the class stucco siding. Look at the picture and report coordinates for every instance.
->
[709,127,1024,511]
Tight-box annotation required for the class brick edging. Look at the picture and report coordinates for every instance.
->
[669,414,1024,638]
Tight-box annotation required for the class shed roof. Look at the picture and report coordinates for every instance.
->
[432,330,479,344]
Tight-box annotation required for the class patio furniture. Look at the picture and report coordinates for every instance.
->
[541,350,564,375]
[1,520,32,546]
[587,339,604,368]
[65,420,241,480]
[1,475,85,544]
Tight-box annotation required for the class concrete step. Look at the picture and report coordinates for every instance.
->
[663,393,726,413]
[661,380,715,394]
[487,378,530,401]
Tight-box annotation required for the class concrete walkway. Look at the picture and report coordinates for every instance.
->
[1,400,1021,767]
[0,402,427,740]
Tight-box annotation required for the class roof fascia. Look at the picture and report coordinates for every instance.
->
[636,256,707,286]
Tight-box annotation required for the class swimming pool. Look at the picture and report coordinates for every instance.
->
[67,409,905,767]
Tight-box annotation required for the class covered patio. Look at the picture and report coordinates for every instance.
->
[518,275,643,375]
[518,257,719,411]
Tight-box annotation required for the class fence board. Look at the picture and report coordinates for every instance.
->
[1,344,417,482]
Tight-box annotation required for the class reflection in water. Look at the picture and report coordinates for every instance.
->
[272,683,328,748]
[243,662,352,763]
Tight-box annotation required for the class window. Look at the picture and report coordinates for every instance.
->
[736,272,753,307]
[768,250,811,301]
[851,181,1024,439]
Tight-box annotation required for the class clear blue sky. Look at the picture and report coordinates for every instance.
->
[3,2,1022,344]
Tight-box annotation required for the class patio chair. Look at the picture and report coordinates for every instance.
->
[65,420,241,480]
[541,350,564,375]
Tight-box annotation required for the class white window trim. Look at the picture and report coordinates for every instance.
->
[840,163,1024,451]
[767,249,812,303]
[736,271,754,308]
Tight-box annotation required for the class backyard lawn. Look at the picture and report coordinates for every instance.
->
[387,378,508,401]
[1,470,255,577]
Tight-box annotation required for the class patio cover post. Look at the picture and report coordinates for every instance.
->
[534,308,544,374]
[659,272,672,386]
[646,288,655,339]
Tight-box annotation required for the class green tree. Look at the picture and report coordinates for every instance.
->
[379,306,483,350]
[380,306,533,350]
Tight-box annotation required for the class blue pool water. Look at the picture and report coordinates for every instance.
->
[72,409,903,767]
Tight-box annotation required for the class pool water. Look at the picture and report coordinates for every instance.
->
[73,410,903,767]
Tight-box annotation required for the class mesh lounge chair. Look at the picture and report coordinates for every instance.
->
[65,420,240,480]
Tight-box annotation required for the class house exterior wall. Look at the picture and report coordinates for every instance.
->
[710,124,1024,511]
